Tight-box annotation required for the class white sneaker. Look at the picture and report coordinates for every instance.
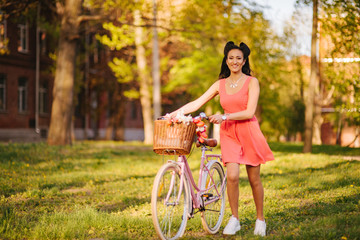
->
[223,216,241,235]
[254,219,266,236]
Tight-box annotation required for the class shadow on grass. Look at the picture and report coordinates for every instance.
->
[0,143,66,164]
[97,196,151,213]
[263,160,359,178]
[267,193,360,239]
[269,142,360,156]
[236,160,359,189]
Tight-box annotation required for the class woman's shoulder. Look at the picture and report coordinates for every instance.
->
[215,79,224,88]
[248,76,259,88]
[249,76,258,82]
[211,80,221,89]
[207,80,221,93]
[216,78,227,85]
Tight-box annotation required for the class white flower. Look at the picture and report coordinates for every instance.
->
[167,110,194,125]
[197,126,205,132]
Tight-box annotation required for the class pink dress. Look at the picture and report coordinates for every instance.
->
[219,77,274,166]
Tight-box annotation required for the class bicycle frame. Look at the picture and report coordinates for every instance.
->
[165,145,227,214]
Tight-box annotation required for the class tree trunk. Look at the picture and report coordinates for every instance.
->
[296,56,304,100]
[105,114,114,140]
[313,60,322,145]
[105,90,125,141]
[312,19,323,145]
[113,83,125,141]
[303,0,318,153]
[313,102,323,145]
[47,0,82,145]
[134,9,153,144]
[152,0,161,120]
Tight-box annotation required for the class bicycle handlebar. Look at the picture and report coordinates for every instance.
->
[199,112,208,120]
[156,112,217,148]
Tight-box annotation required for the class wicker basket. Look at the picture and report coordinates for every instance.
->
[153,120,196,155]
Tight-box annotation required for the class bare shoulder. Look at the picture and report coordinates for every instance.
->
[249,77,259,87]
[209,80,221,91]
[200,80,220,100]
[249,76,259,84]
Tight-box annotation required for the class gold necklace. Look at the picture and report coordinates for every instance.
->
[229,75,244,88]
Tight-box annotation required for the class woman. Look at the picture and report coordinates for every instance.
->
[169,41,274,236]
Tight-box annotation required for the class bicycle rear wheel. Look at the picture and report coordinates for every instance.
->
[200,161,226,234]
[151,162,190,240]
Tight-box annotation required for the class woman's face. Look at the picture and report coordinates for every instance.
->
[226,49,245,73]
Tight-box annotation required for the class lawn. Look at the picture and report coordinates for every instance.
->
[0,141,359,239]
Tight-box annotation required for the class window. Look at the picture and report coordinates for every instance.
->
[18,77,27,112]
[0,74,5,111]
[0,11,8,53]
[39,82,48,114]
[17,21,28,53]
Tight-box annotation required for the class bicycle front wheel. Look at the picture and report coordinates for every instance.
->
[151,162,190,240]
[200,161,226,234]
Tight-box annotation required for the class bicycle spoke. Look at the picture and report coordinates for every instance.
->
[201,162,225,234]
[152,163,188,240]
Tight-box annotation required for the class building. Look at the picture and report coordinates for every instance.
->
[0,10,53,141]
[0,9,144,142]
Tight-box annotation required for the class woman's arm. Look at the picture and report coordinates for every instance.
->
[169,80,220,118]
[209,77,260,123]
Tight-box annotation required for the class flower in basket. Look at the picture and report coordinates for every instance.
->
[164,110,193,125]
[194,117,208,143]
[164,111,208,143]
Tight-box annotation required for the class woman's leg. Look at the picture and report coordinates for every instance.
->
[226,163,240,219]
[246,165,264,220]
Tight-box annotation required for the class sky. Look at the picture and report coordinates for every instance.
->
[254,0,313,55]
[257,0,297,30]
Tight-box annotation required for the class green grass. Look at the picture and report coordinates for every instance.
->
[0,141,359,239]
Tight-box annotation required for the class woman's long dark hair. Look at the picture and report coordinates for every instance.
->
[218,41,252,79]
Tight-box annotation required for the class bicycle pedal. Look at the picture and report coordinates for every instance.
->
[201,193,213,199]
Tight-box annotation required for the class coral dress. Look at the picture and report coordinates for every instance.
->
[219,77,274,166]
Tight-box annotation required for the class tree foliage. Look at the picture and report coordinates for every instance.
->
[3,0,357,144]
[320,0,360,126]
[295,0,359,148]
[164,0,292,139]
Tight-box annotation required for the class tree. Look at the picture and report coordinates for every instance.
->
[97,1,155,144]
[47,0,83,145]
[1,0,122,145]
[134,7,153,144]
[45,0,130,145]
[320,0,360,145]
[152,0,161,120]
[0,0,81,145]
[303,0,318,153]
[164,0,292,141]
[98,22,137,141]
[297,0,360,148]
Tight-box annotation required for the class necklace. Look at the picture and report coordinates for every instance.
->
[228,75,244,88]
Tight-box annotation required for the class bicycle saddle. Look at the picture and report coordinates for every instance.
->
[196,138,218,148]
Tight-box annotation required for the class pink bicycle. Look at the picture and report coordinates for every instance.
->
[151,113,227,240]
